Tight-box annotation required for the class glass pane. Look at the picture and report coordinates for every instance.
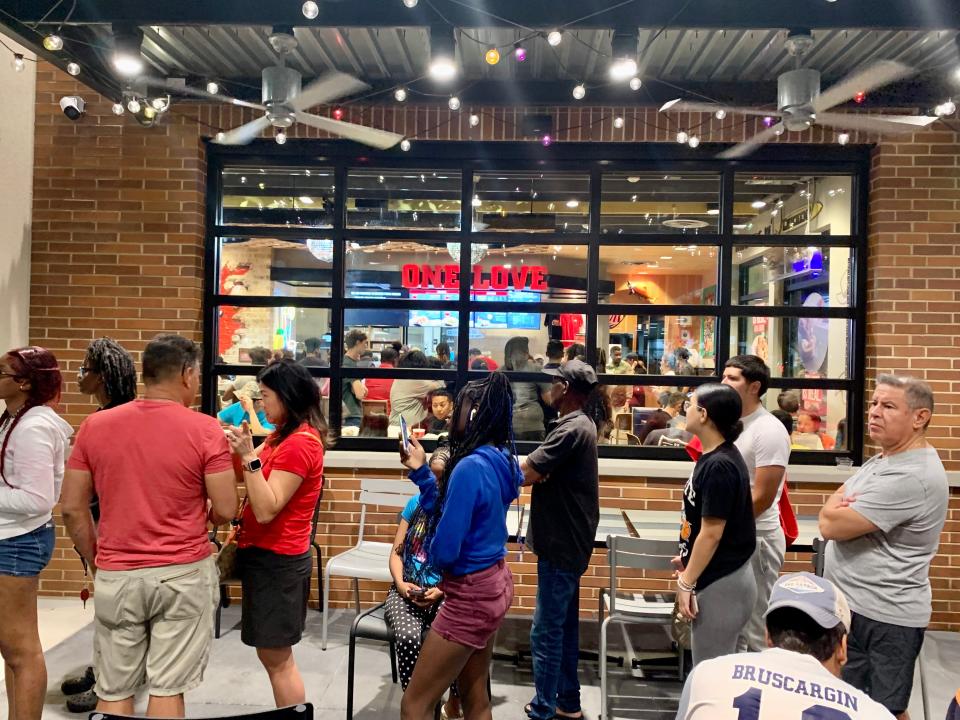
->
[598,245,719,305]
[213,374,331,435]
[601,384,695,447]
[598,314,718,375]
[218,237,334,298]
[221,167,335,228]
[600,172,720,234]
[343,310,460,364]
[216,306,332,366]
[346,169,461,230]
[763,388,850,452]
[466,318,554,371]
[731,316,850,379]
[472,172,589,234]
[734,174,852,236]
[336,371,455,439]
[467,242,588,303]
[345,240,460,300]
[732,245,851,308]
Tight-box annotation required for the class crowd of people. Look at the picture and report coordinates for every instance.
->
[0,333,952,720]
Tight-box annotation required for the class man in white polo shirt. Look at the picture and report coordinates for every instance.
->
[722,355,791,652]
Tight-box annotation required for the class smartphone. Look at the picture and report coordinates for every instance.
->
[400,415,411,453]
[409,587,426,598]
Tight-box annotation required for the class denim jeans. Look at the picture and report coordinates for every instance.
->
[527,558,582,720]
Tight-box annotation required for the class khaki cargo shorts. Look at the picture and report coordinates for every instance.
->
[93,555,219,700]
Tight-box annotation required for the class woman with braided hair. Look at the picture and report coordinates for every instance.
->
[0,346,73,720]
[399,372,522,720]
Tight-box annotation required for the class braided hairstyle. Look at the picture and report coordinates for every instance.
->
[85,337,137,408]
[1,347,63,485]
[401,371,518,586]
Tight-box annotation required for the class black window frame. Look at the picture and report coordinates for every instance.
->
[204,140,870,464]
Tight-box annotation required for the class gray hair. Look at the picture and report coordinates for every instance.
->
[876,374,934,427]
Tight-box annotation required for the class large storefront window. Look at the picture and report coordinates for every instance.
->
[207,144,866,462]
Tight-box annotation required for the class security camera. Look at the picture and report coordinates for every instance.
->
[59,96,85,120]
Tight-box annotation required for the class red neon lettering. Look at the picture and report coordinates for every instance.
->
[511,266,531,290]
[490,266,509,290]
[530,266,547,291]
[401,264,419,288]
[444,264,460,289]
[472,264,490,289]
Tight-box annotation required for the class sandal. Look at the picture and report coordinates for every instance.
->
[440,704,463,720]
[523,704,583,720]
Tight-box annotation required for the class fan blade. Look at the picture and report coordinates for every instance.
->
[216,116,273,145]
[295,112,403,149]
[661,99,779,118]
[816,112,938,133]
[813,60,913,113]
[142,78,266,111]
[717,123,783,159]
[290,72,370,113]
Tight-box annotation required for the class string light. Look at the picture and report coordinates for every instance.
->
[11,54,24,72]
[572,83,586,100]
[837,132,850,145]
[629,77,642,91]
[514,44,527,62]
[394,87,407,102]
[448,95,461,110]
[613,116,624,129]
[485,48,500,65]
[400,138,412,151]
[541,134,552,147]
[547,30,563,47]
[332,106,344,120]
[773,124,785,136]
[854,90,866,104]
[126,98,141,113]
[275,129,287,145]
[402,0,418,6]
[111,102,124,115]
[676,130,689,144]
[302,1,320,19]
[469,114,480,127]
[715,108,727,120]
[206,81,219,95]
[935,99,956,116]
[43,34,63,51]
[215,131,226,142]
[151,97,168,111]
[763,116,774,127]
[66,62,81,76]
[688,135,700,148]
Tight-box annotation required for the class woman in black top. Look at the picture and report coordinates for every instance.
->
[676,383,757,665]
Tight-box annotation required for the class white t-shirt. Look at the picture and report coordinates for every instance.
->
[677,647,895,719]
[734,406,791,533]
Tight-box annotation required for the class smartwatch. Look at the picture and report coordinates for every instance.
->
[242,457,262,473]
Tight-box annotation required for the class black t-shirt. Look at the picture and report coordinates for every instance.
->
[678,442,755,591]
[526,410,599,575]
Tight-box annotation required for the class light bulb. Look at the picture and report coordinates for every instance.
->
[629,77,642,91]
[429,56,456,81]
[715,108,727,120]
[469,113,480,127]
[400,139,412,151]
[215,132,225,142]
[275,130,287,145]
[472,195,481,207]
[43,34,63,52]
[126,98,141,113]
[402,0,419,6]
[394,87,407,102]
[613,116,624,129]
[484,48,500,65]
[547,30,563,47]
[206,81,219,95]
[938,99,956,116]
[773,124,785,136]
[111,102,124,115]
[66,62,81,76]
[302,1,320,18]
[609,56,638,82]
[688,135,700,148]
[514,45,527,62]
[676,130,689,144]
[541,134,552,147]
[572,83,586,100]
[837,132,850,146]
[332,107,344,121]
[763,115,774,127]
[143,106,156,120]
[11,54,24,72]
[448,95,461,110]
[113,53,144,77]
[151,97,167,111]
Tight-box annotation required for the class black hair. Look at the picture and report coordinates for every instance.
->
[565,343,586,362]
[435,342,450,357]
[344,329,367,350]
[399,350,429,369]
[142,334,200,384]
[468,347,482,356]
[390,341,403,354]
[583,385,611,435]
[725,354,771,397]
[766,607,846,663]
[545,340,564,360]
[430,388,454,402]
[693,382,744,443]
[470,358,489,370]
[247,346,272,365]
[771,409,794,435]
[380,347,398,365]
[257,359,333,449]
[304,337,322,354]
[85,337,137,407]
[425,356,442,369]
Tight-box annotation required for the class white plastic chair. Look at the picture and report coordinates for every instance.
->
[598,535,681,720]
[321,478,419,650]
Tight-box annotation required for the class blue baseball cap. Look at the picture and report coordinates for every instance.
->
[764,572,851,632]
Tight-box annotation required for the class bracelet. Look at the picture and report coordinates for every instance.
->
[677,576,697,593]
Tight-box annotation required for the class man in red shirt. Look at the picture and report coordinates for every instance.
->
[62,335,238,719]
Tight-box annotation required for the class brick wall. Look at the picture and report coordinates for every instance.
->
[29,64,960,629]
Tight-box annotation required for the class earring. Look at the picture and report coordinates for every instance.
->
[18,385,26,391]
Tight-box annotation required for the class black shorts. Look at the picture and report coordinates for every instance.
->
[238,546,313,649]
[842,611,925,715]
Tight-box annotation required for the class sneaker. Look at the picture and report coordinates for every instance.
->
[60,667,94,696]
[66,689,98,714]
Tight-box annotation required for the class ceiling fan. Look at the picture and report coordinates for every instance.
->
[149,30,403,149]
[659,30,938,158]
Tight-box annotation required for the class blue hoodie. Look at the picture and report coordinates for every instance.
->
[408,445,521,576]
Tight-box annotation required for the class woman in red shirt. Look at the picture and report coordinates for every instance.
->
[225,359,329,708]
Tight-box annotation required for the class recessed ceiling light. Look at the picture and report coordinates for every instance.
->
[565,200,580,208]
[751,200,767,209]
[707,208,720,215]
[660,256,673,260]
[298,196,314,204]
[627,176,640,183]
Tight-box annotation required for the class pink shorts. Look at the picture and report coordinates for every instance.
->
[432,559,514,650]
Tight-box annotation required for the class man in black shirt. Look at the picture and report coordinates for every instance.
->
[521,359,600,720]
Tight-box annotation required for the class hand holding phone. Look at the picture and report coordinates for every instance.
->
[400,416,411,453]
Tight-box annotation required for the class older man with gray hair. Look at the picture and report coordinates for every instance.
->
[819,375,948,720]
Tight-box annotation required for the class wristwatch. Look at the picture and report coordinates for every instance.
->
[242,457,262,473]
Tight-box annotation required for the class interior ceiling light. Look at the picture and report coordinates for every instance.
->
[111,26,144,77]
[403,0,419,7]
[572,83,586,100]
[707,208,720,215]
[485,47,500,65]
[298,196,314,204]
[429,27,457,81]
[302,1,320,19]
[43,34,63,51]
[565,199,580,208]
[547,30,563,47]
[629,77,642,91]
[66,62,81,76]
[609,30,638,82]
[394,86,407,102]
[751,200,767,208]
